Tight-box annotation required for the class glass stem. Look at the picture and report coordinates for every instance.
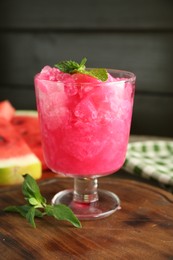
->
[73,177,99,203]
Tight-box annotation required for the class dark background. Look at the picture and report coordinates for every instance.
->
[0,0,173,137]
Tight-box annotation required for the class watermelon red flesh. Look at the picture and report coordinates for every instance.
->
[0,100,15,122]
[11,115,48,170]
[0,118,34,158]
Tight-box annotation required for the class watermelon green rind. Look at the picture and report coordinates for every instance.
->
[15,110,38,117]
[0,154,41,185]
[0,163,41,185]
[0,169,24,184]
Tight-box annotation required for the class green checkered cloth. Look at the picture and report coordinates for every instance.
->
[123,140,173,186]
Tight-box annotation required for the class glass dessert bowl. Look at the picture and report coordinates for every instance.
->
[34,62,136,220]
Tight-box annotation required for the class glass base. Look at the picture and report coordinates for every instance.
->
[52,189,121,220]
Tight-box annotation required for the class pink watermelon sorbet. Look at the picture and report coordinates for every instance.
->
[34,66,135,177]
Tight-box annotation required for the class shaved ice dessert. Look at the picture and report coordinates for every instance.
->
[34,60,135,177]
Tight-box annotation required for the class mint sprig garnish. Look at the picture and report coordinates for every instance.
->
[4,174,81,228]
[54,57,108,82]
[55,57,87,74]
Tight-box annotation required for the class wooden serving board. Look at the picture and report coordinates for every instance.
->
[0,177,173,260]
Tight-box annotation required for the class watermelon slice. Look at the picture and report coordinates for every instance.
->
[0,118,42,185]
[11,111,47,170]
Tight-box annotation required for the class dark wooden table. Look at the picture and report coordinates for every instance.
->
[0,173,173,260]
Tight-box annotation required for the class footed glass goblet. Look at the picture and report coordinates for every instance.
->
[34,68,136,220]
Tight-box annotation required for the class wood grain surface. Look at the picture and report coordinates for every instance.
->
[0,177,173,260]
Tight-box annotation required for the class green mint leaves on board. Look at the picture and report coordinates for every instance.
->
[54,57,108,82]
[4,174,81,228]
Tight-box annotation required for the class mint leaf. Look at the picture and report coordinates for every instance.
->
[54,57,87,73]
[29,197,40,206]
[55,60,81,73]
[4,174,81,228]
[84,68,108,82]
[22,174,46,207]
[26,207,37,228]
[77,57,87,72]
[54,57,108,81]
[45,204,81,228]
[4,205,43,218]
[79,57,87,68]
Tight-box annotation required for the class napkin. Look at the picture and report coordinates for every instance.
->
[123,140,173,186]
